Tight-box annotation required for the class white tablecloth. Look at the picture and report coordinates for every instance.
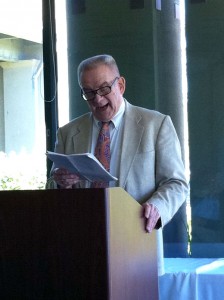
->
[159,258,224,300]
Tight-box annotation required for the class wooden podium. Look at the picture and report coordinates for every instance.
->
[0,187,158,300]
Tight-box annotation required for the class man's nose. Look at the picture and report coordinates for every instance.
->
[94,93,104,103]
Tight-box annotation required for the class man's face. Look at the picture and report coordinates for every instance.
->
[80,64,125,122]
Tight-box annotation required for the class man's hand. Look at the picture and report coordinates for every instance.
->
[53,168,81,189]
[142,203,160,233]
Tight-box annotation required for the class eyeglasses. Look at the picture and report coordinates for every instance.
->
[81,77,119,101]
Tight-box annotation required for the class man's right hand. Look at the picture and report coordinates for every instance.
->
[53,168,81,189]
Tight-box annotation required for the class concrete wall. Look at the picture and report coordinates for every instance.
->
[0,60,45,155]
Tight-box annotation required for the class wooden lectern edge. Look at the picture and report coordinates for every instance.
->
[107,186,157,235]
[104,187,158,300]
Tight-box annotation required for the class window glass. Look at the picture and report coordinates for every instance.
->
[0,0,46,190]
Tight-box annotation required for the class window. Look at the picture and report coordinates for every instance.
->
[0,0,45,189]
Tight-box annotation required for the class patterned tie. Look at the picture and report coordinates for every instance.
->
[93,122,111,188]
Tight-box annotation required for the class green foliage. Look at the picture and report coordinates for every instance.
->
[0,151,46,191]
[0,176,20,190]
[0,175,45,190]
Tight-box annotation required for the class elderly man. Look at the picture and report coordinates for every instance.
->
[48,54,189,275]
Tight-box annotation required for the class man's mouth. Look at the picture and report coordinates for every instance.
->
[97,103,109,111]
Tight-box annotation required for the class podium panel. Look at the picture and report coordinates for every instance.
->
[0,188,158,300]
[107,188,158,300]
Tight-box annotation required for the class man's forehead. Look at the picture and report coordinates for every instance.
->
[80,67,115,87]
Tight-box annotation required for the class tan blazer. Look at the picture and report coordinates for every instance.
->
[48,99,189,275]
[52,100,188,228]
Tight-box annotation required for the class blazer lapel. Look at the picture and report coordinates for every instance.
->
[72,113,93,153]
[119,101,144,188]
[69,104,144,188]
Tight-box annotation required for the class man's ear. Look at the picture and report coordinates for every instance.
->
[118,76,126,95]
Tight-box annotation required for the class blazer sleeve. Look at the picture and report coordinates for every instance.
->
[147,116,189,227]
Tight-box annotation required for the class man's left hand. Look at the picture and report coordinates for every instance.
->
[143,203,160,233]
